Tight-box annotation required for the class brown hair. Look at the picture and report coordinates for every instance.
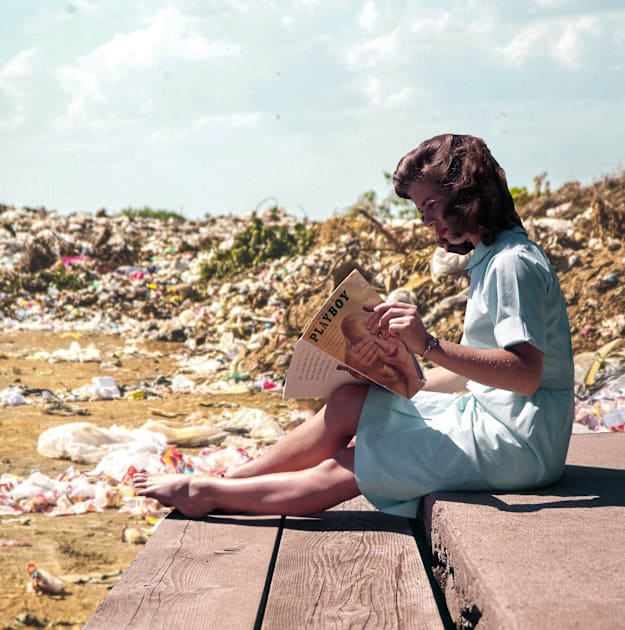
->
[393,134,523,253]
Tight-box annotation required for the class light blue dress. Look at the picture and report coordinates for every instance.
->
[354,227,574,517]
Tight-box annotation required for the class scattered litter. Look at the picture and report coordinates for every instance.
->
[142,418,228,447]
[40,400,91,416]
[28,341,102,363]
[26,562,66,595]
[220,407,286,443]
[14,613,46,628]
[0,387,29,406]
[63,569,123,585]
[90,376,121,400]
[36,422,167,465]
[121,525,154,545]
[0,539,31,547]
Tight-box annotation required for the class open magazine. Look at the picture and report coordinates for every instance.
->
[284,269,426,400]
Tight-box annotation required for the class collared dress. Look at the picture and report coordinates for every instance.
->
[354,226,575,517]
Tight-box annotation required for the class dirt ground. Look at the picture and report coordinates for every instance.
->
[0,330,309,630]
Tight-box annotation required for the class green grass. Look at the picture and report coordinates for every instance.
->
[118,206,186,221]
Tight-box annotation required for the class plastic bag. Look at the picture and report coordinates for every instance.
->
[37,422,167,464]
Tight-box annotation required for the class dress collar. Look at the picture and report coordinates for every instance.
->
[466,226,527,271]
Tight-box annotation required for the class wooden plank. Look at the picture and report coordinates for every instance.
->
[262,496,443,629]
[84,510,282,630]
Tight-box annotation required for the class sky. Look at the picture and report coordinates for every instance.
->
[1,1,624,221]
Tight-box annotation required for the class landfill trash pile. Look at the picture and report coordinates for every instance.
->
[0,401,309,520]
[1,175,624,427]
[0,443,256,519]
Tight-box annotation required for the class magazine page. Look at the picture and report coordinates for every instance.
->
[282,338,365,399]
[284,269,426,399]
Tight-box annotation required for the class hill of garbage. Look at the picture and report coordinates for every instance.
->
[1,172,624,398]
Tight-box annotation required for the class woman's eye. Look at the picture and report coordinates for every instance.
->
[419,200,436,216]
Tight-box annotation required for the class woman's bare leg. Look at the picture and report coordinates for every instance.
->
[226,384,368,479]
[134,447,359,517]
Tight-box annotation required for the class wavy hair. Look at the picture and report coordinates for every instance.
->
[393,134,523,253]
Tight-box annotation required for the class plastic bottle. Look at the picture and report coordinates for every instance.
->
[27,562,65,594]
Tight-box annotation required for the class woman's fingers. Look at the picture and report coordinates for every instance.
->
[369,303,427,353]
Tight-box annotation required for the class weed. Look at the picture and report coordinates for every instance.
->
[0,263,90,294]
[118,206,186,221]
[199,211,317,281]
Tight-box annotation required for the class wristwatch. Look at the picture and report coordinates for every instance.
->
[421,335,439,357]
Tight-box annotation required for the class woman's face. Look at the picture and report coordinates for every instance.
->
[406,180,481,248]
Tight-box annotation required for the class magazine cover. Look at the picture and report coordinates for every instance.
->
[284,269,426,399]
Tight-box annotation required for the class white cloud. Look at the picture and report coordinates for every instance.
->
[0,49,41,132]
[407,10,454,36]
[553,16,598,65]
[55,6,240,124]
[67,0,99,11]
[0,49,38,92]
[364,77,421,110]
[530,0,566,7]
[197,112,264,128]
[497,16,600,68]
[345,26,402,69]
[144,111,264,147]
[358,1,379,31]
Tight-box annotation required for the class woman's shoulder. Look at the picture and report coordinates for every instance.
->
[485,236,556,293]
[492,228,549,263]
[469,228,551,276]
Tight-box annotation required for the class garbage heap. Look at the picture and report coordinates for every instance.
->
[1,175,624,521]
[1,172,624,418]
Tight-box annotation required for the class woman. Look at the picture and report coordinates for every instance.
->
[134,134,574,518]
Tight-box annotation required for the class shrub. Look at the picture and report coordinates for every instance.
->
[200,211,317,281]
[0,264,89,294]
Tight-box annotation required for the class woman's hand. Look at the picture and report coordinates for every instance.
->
[344,336,380,373]
[366,301,429,354]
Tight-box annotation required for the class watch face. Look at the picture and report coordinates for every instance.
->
[426,336,438,350]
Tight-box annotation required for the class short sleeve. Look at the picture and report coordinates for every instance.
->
[483,247,551,351]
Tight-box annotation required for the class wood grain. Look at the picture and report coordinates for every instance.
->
[261,496,443,629]
[84,510,282,630]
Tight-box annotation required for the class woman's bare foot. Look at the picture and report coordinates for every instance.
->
[133,473,216,518]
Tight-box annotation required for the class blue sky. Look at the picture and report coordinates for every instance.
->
[1,1,624,220]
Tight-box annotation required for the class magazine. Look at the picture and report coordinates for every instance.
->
[284,269,426,400]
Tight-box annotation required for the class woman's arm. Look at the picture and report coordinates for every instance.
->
[423,339,544,397]
[422,365,468,394]
[368,302,544,397]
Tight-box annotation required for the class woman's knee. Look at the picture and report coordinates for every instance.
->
[313,449,357,490]
[327,384,368,416]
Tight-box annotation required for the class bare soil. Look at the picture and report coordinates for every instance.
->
[0,330,307,630]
